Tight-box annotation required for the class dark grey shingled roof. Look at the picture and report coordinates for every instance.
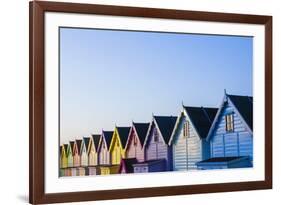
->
[119,158,138,173]
[116,127,131,148]
[154,116,177,144]
[69,141,75,150]
[103,131,114,148]
[184,106,218,139]
[91,134,101,150]
[133,122,150,146]
[75,139,82,154]
[63,144,68,153]
[228,94,253,130]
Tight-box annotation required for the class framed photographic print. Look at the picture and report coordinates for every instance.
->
[29,1,272,204]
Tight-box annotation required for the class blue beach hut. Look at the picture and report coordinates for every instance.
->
[196,92,253,169]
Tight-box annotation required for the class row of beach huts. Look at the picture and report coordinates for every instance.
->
[60,92,253,176]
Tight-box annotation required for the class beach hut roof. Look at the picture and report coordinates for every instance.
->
[133,122,150,146]
[154,116,177,144]
[183,106,218,139]
[75,139,82,153]
[91,134,101,150]
[227,94,253,130]
[83,137,90,150]
[116,127,131,148]
[103,131,114,148]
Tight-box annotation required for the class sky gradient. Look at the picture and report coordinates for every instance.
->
[59,27,253,144]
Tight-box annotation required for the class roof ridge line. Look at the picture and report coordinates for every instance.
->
[201,107,211,123]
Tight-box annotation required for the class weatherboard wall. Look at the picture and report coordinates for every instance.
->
[173,115,208,171]
[67,154,73,168]
[145,125,173,171]
[88,137,99,166]
[210,100,253,162]
[89,151,98,166]
[80,146,88,167]
[126,128,144,162]
[110,136,123,165]
[110,130,126,165]
[98,139,110,165]
[60,146,68,169]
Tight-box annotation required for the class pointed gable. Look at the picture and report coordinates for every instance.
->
[82,137,90,154]
[184,106,218,139]
[206,93,253,141]
[154,116,177,144]
[75,139,82,154]
[66,142,73,156]
[116,127,131,148]
[69,141,75,156]
[228,94,253,130]
[133,122,150,146]
[91,134,101,151]
[63,144,68,156]
[103,131,114,148]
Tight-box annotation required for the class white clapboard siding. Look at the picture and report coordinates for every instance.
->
[81,152,88,167]
[99,140,110,165]
[173,117,204,171]
[89,151,98,166]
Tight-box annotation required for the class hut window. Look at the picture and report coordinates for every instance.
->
[183,121,189,137]
[133,135,137,146]
[225,113,234,132]
[116,140,119,147]
[154,129,159,142]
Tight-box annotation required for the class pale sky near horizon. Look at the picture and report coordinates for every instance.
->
[59,27,253,144]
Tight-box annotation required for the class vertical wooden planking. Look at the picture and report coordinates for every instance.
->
[67,155,73,168]
[98,139,110,165]
[146,127,168,161]
[126,129,145,162]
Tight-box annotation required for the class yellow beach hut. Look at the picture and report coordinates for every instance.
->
[60,144,68,168]
[109,126,131,165]
[59,144,68,176]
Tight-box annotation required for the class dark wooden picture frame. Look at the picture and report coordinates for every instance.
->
[29,1,272,204]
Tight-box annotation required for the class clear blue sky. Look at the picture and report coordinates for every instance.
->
[60,27,253,143]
